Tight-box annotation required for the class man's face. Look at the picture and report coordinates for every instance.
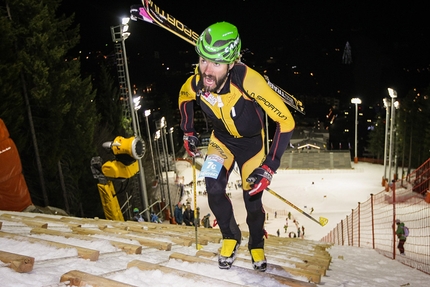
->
[198,57,231,93]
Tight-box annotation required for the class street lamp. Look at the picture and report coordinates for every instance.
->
[387,88,397,184]
[382,98,390,185]
[144,110,157,175]
[110,18,149,220]
[392,100,400,181]
[351,98,361,164]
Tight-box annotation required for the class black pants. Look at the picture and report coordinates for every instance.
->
[397,239,406,254]
[205,132,266,250]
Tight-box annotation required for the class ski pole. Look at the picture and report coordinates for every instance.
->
[265,188,328,226]
[192,156,201,249]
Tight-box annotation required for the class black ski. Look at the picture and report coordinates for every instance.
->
[130,0,305,115]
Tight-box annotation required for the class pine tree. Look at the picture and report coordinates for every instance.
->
[0,0,98,214]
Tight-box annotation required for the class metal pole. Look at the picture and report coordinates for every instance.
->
[169,127,177,174]
[383,99,390,182]
[122,31,150,220]
[351,98,361,164]
[162,126,171,172]
[160,126,173,215]
[392,179,396,259]
[354,102,358,163]
[145,111,157,175]
[388,99,395,183]
[155,132,165,201]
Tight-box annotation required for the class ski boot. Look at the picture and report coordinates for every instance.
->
[250,248,267,272]
[218,239,239,269]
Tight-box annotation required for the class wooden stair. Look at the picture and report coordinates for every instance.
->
[0,211,333,286]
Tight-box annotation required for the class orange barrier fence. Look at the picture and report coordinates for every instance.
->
[320,180,430,275]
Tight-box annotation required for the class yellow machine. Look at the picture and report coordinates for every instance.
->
[91,136,145,221]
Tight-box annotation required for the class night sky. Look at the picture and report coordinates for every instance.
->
[61,0,430,106]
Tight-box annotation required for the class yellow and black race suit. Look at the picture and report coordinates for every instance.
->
[179,63,295,249]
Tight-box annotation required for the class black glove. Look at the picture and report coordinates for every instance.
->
[246,165,274,196]
[183,132,200,157]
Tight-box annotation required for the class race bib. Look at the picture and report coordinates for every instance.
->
[198,154,224,179]
[202,92,217,106]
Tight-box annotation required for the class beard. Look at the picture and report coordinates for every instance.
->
[198,67,229,93]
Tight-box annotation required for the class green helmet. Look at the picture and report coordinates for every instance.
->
[133,208,139,213]
[196,22,241,64]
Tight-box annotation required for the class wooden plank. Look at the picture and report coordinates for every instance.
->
[30,227,142,255]
[71,227,172,251]
[126,225,209,246]
[0,214,48,229]
[98,226,130,234]
[0,250,34,273]
[237,246,330,269]
[33,215,82,228]
[195,250,321,284]
[61,217,223,244]
[197,249,326,276]
[264,243,332,260]
[0,231,99,261]
[60,270,136,287]
[270,254,327,276]
[127,259,246,286]
[1,213,81,229]
[264,248,331,269]
[169,252,317,287]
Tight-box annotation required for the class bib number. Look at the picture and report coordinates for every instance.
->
[198,154,224,179]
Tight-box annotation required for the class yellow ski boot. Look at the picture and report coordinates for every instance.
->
[218,239,239,269]
[250,248,267,272]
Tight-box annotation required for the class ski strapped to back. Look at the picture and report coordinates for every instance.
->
[130,0,305,115]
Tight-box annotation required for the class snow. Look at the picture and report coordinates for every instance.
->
[1,161,429,286]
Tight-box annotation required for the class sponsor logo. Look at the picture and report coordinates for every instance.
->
[224,37,240,54]
[148,1,199,42]
[247,91,289,120]
[209,141,228,159]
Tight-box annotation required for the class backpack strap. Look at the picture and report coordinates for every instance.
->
[231,67,254,102]
[192,75,202,106]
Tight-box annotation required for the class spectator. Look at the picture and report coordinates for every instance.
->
[301,226,305,239]
[132,208,144,222]
[284,218,288,233]
[150,212,162,223]
[202,213,213,228]
[395,219,407,255]
[174,202,183,225]
[183,204,194,226]
[276,229,280,237]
